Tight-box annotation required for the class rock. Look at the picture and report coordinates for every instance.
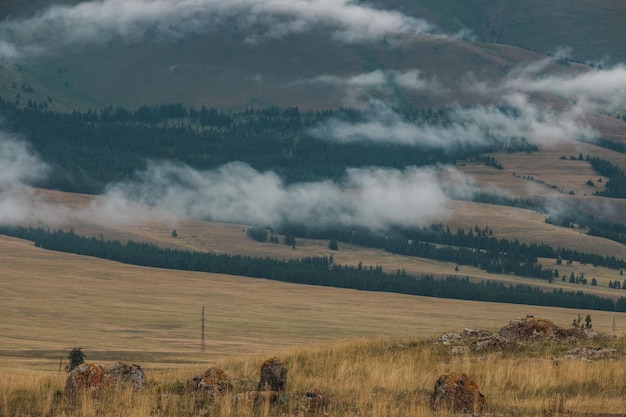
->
[450,345,467,355]
[370,385,388,395]
[188,366,232,394]
[498,317,570,341]
[436,332,461,345]
[256,357,287,392]
[473,334,522,352]
[300,388,331,412]
[565,346,618,360]
[461,328,493,339]
[107,362,145,390]
[64,362,144,396]
[64,363,107,396]
[431,372,486,414]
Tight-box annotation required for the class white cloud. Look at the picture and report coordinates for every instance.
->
[310,97,596,149]
[0,130,461,230]
[301,69,444,94]
[0,0,433,58]
[0,133,54,223]
[101,160,453,229]
[503,65,626,113]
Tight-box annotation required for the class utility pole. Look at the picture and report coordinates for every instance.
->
[201,305,206,353]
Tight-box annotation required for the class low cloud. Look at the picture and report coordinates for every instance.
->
[466,51,626,114]
[102,161,453,229]
[0,0,433,59]
[300,69,443,92]
[310,96,596,149]
[0,130,467,230]
[0,133,52,223]
[503,64,626,113]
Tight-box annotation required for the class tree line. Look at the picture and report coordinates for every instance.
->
[276,222,626,279]
[2,225,624,312]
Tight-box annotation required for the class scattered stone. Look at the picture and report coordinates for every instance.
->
[461,328,493,338]
[565,346,618,360]
[473,334,522,352]
[437,333,462,345]
[256,357,287,392]
[431,372,486,414]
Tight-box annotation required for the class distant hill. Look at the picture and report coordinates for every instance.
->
[378,0,626,65]
[2,0,623,111]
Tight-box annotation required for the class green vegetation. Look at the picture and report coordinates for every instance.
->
[589,156,626,198]
[0,98,532,194]
[278,223,626,274]
[65,348,85,372]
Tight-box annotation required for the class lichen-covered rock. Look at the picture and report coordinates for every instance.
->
[461,328,493,339]
[436,332,462,345]
[188,366,232,394]
[431,372,486,414]
[565,346,618,360]
[498,317,570,341]
[473,334,522,352]
[256,357,287,392]
[64,362,144,396]
[107,362,145,390]
[64,363,107,396]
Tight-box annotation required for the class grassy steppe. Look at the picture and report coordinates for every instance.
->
[3,326,626,416]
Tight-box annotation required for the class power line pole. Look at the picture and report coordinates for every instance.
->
[201,305,206,353]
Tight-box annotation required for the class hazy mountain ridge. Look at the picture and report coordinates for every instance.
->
[2,0,624,111]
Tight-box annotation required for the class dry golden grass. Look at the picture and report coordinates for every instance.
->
[3,333,626,417]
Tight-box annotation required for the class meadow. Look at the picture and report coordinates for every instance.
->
[3,224,626,416]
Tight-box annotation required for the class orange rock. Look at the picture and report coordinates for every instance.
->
[64,364,108,396]
[63,362,145,397]
[431,372,486,414]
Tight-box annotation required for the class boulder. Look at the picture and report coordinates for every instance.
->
[473,334,522,352]
[64,362,144,396]
[256,357,287,392]
[498,317,570,341]
[107,362,145,390]
[431,372,486,414]
[64,363,107,396]
[187,366,232,394]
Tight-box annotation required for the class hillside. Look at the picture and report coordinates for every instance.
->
[1,0,624,111]
[1,0,626,366]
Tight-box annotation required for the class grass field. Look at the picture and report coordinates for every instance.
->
[3,213,626,370]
